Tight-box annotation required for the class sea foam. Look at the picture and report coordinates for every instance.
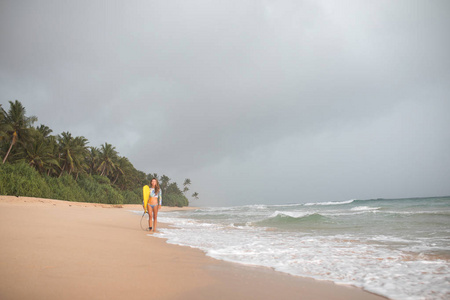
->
[148,196,450,300]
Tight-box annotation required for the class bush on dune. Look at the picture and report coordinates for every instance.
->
[44,174,87,202]
[0,163,128,204]
[0,162,190,206]
[0,162,52,198]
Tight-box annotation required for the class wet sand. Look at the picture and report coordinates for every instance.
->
[0,196,389,300]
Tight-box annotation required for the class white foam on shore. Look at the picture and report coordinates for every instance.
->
[154,211,450,300]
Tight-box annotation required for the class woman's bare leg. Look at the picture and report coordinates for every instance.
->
[152,206,159,232]
[147,204,153,231]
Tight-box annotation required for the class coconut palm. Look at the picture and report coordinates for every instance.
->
[2,100,37,163]
[0,104,11,160]
[146,173,158,182]
[72,136,89,179]
[192,192,199,200]
[58,132,89,177]
[183,178,191,194]
[97,143,118,177]
[0,104,10,142]
[22,135,59,173]
[87,147,100,175]
[111,156,136,187]
[111,156,125,184]
[131,169,148,189]
[36,124,53,138]
[45,135,60,176]
[58,132,75,175]
[159,175,171,194]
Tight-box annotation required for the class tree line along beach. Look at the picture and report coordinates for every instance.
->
[1,100,198,207]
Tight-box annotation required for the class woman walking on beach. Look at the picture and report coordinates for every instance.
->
[148,178,162,232]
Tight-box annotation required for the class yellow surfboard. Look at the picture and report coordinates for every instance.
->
[143,185,150,213]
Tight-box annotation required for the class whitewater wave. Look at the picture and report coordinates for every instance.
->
[254,211,327,228]
[150,196,450,300]
[302,197,401,207]
[351,206,381,212]
[268,211,312,218]
[304,200,355,206]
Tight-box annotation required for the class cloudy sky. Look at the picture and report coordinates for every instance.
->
[1,0,449,206]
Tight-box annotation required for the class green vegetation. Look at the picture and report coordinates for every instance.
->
[0,100,199,207]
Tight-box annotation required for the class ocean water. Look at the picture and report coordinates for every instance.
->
[151,196,450,300]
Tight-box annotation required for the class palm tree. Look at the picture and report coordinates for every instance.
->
[183,178,191,194]
[2,100,37,163]
[58,132,89,177]
[36,124,53,138]
[111,156,136,186]
[72,136,89,179]
[0,104,10,142]
[58,132,75,175]
[87,147,100,175]
[97,143,118,177]
[18,124,60,175]
[45,135,60,176]
[192,192,199,200]
[146,173,158,182]
[0,105,11,161]
[22,135,59,173]
[111,156,125,184]
[160,175,171,194]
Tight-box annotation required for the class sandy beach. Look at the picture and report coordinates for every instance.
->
[0,196,388,300]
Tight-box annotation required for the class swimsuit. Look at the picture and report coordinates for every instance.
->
[149,188,162,206]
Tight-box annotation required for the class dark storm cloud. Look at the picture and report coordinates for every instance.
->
[1,0,449,205]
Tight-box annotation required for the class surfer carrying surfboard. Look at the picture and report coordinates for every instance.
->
[147,178,162,232]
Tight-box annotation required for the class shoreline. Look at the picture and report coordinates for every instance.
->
[0,196,389,300]
[0,195,200,211]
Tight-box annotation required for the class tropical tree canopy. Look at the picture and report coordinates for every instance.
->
[97,143,118,177]
[1,100,37,163]
[0,100,197,207]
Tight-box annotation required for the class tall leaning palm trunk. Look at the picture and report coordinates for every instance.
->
[3,132,17,164]
[2,100,37,164]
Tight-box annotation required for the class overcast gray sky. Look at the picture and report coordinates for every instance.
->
[1,0,449,206]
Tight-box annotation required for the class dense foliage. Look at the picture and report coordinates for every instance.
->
[0,100,199,207]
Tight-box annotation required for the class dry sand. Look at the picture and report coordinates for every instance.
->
[0,196,389,300]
